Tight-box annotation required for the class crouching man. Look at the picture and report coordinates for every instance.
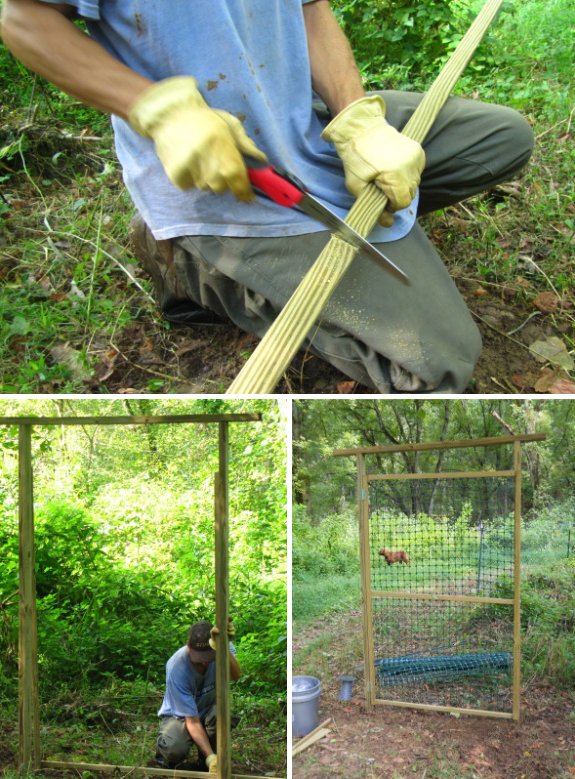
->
[156,620,240,773]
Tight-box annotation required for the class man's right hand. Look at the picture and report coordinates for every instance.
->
[206,754,218,773]
[128,76,267,201]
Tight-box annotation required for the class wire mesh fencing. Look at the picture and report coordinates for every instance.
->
[367,473,517,716]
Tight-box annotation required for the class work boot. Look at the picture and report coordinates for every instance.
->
[129,215,226,325]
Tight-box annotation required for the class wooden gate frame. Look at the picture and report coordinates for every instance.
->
[334,433,546,722]
[1,412,285,779]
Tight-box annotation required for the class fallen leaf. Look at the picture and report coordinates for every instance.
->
[512,373,531,390]
[534,367,557,392]
[529,336,574,371]
[175,340,201,358]
[139,335,155,354]
[237,332,258,349]
[93,350,119,383]
[533,291,559,313]
[50,343,91,381]
[337,380,357,394]
[547,377,575,394]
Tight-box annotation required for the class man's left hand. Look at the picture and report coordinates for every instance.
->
[322,95,425,225]
[209,618,235,649]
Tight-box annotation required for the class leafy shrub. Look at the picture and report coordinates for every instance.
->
[520,558,575,686]
[292,505,359,577]
[0,495,286,698]
[332,0,478,87]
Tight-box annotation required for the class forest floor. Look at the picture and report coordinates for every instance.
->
[292,609,575,779]
[1,117,573,394]
[0,691,286,778]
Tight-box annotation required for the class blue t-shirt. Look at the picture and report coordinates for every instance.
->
[158,644,236,719]
[41,1,417,242]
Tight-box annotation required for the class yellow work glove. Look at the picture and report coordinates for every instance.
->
[209,618,235,650]
[322,95,425,226]
[128,76,266,201]
[206,754,217,773]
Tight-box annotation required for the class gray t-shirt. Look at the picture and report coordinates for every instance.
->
[41,0,417,241]
[157,644,236,719]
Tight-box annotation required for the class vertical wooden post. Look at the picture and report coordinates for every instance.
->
[18,424,41,772]
[215,422,231,779]
[512,440,522,722]
[357,455,375,711]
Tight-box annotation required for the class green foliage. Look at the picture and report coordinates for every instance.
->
[292,505,359,577]
[235,578,287,697]
[499,556,575,687]
[457,0,575,117]
[0,42,109,134]
[332,0,477,88]
[0,400,286,717]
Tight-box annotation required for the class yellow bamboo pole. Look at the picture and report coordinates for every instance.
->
[227,0,505,394]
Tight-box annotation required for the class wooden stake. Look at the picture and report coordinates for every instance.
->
[41,761,284,779]
[18,424,41,772]
[357,454,375,711]
[292,728,331,756]
[293,718,332,750]
[0,414,260,427]
[215,422,231,779]
[333,433,546,457]
[512,440,522,722]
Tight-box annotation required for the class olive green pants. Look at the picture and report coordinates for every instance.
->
[134,93,534,392]
[156,707,217,766]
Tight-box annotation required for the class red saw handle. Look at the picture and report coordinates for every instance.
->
[247,164,305,209]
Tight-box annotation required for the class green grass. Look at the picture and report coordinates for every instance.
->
[293,573,360,623]
[0,157,151,392]
[0,683,286,776]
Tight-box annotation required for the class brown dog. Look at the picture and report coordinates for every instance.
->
[379,548,410,565]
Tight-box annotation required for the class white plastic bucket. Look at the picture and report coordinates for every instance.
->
[292,675,321,737]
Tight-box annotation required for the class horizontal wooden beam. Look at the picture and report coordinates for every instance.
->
[367,469,515,481]
[41,761,284,779]
[371,591,514,605]
[372,699,513,719]
[0,414,261,427]
[333,433,546,457]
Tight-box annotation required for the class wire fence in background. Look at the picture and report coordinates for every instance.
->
[367,474,516,716]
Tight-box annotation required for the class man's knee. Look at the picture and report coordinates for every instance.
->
[157,719,193,763]
[493,104,534,176]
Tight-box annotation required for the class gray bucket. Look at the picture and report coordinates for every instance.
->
[292,675,321,737]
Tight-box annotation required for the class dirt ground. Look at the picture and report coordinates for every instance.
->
[81,270,562,394]
[98,276,560,394]
[2,220,567,394]
[292,611,575,779]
